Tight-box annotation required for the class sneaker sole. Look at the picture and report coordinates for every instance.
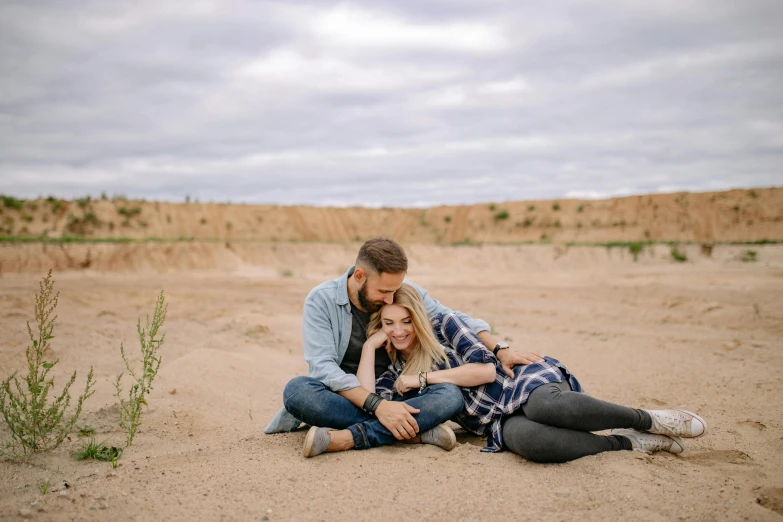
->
[669,436,686,454]
[442,426,457,451]
[302,426,319,458]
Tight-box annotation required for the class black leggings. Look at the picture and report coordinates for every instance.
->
[501,380,652,463]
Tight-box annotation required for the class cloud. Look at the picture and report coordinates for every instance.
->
[0,0,781,206]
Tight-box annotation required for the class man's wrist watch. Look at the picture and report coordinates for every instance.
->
[493,341,510,356]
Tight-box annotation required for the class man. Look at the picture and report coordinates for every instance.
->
[264,237,542,457]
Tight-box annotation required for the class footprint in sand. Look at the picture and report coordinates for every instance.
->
[738,419,766,431]
[757,487,783,516]
[685,449,754,466]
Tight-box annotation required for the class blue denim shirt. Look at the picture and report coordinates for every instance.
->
[264,267,492,434]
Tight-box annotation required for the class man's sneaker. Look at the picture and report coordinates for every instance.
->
[646,409,707,438]
[420,424,457,451]
[613,428,685,454]
[303,426,334,458]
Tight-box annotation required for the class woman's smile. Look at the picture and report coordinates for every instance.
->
[381,304,417,353]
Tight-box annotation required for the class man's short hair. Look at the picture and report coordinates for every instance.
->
[356,237,408,275]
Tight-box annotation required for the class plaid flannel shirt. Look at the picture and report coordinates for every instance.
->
[375,312,583,452]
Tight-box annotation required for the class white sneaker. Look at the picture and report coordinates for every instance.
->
[646,409,707,438]
[420,424,457,451]
[613,428,685,454]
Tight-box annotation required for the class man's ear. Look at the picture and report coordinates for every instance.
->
[353,267,365,283]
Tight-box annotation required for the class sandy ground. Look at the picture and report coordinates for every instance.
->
[1,245,783,521]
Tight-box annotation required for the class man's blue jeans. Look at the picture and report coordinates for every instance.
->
[283,376,463,450]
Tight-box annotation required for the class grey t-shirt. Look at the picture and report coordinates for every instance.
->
[340,304,392,378]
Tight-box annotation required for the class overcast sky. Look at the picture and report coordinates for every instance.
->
[1,1,782,207]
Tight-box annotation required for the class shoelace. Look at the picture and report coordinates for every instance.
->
[652,411,687,435]
[637,433,670,452]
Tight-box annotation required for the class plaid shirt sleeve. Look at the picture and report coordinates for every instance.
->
[432,312,499,368]
[374,366,400,401]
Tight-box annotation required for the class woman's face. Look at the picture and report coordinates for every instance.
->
[380,304,417,354]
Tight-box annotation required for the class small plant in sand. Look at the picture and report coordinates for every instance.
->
[114,291,167,447]
[0,271,95,458]
[73,437,122,462]
[628,242,644,262]
[670,245,687,263]
[740,250,757,263]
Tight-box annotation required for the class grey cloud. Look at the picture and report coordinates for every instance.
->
[1,0,781,206]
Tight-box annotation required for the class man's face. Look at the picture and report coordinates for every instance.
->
[356,270,405,313]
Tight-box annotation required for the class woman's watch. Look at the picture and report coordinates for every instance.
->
[493,341,510,356]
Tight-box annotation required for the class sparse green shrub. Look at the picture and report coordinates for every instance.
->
[577,205,584,213]
[552,203,560,211]
[0,271,95,458]
[21,213,33,223]
[76,197,91,209]
[493,210,510,221]
[670,245,687,263]
[51,200,63,214]
[281,269,293,277]
[114,291,167,447]
[740,250,757,262]
[518,217,533,228]
[444,216,451,223]
[117,207,141,219]
[527,205,535,211]
[628,242,644,261]
[46,196,56,203]
[488,204,496,211]
[83,211,100,226]
[749,190,758,198]
[2,195,24,210]
[554,220,561,228]
[200,217,207,225]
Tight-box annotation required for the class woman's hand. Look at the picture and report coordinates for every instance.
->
[364,330,390,353]
[394,374,420,395]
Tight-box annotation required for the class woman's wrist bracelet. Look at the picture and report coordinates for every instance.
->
[362,393,384,415]
[418,371,428,394]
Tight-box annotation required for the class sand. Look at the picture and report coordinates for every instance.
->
[0,240,782,521]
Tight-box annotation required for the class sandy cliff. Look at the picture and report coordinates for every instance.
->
[2,187,781,245]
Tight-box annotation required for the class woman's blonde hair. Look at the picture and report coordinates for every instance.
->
[367,283,449,375]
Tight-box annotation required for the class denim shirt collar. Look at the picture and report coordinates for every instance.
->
[336,266,355,307]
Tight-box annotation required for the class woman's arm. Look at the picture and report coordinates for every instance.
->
[396,363,495,394]
[357,330,389,392]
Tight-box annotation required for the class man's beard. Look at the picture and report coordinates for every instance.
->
[357,280,384,314]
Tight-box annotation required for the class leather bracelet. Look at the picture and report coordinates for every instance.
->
[362,393,383,415]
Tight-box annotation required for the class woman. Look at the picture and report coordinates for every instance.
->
[354,283,707,463]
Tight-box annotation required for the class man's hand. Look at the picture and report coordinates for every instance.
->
[375,400,420,440]
[496,348,544,377]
